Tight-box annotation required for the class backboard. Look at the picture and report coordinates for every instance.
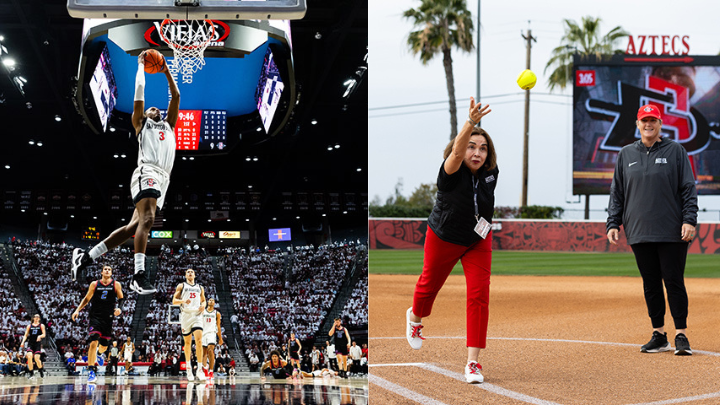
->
[67,0,307,20]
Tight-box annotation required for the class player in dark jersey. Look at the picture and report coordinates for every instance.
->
[20,314,46,379]
[287,332,302,371]
[260,350,294,380]
[329,318,351,378]
[72,265,125,384]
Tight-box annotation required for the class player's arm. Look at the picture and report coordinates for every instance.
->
[444,98,491,175]
[172,284,185,305]
[198,287,207,314]
[328,324,336,336]
[216,312,223,345]
[345,330,351,347]
[72,282,97,321]
[114,282,125,317]
[132,51,147,135]
[163,66,180,129]
[297,339,302,353]
[39,324,46,341]
[20,325,29,346]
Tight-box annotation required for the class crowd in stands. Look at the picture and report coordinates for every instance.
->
[225,244,357,351]
[12,240,137,352]
[341,254,368,328]
[0,261,28,355]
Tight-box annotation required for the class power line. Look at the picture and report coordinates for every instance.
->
[369,99,571,118]
[369,92,571,111]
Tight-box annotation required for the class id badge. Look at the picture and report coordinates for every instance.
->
[474,217,491,239]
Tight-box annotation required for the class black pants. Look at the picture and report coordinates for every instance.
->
[630,242,689,330]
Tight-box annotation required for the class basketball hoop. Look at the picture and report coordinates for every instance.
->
[159,19,215,80]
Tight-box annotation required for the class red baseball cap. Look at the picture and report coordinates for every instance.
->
[637,104,662,120]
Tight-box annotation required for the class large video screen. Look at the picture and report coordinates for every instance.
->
[268,227,291,242]
[89,44,117,132]
[255,47,284,133]
[573,55,720,195]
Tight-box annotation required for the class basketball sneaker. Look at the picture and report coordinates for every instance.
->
[209,371,214,379]
[130,271,156,295]
[88,369,97,384]
[187,370,195,381]
[406,307,425,350]
[203,366,209,378]
[674,333,692,356]
[641,331,672,353]
[71,248,90,283]
[464,361,484,384]
[196,367,206,381]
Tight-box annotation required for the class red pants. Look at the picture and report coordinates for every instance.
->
[412,227,492,348]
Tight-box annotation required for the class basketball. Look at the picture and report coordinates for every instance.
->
[517,69,537,90]
[143,49,165,74]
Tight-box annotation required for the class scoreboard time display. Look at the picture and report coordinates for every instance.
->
[162,109,227,151]
[82,227,100,240]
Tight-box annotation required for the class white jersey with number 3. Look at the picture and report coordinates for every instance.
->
[138,118,175,175]
[180,282,203,313]
[203,309,218,335]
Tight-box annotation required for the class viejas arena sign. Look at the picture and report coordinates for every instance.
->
[143,20,230,48]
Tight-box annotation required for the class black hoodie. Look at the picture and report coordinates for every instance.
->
[607,138,698,244]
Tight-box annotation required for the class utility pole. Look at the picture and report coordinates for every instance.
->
[476,0,481,108]
[520,24,536,208]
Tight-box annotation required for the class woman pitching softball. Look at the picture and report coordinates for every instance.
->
[406,97,496,384]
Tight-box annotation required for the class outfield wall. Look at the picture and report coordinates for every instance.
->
[369,219,720,254]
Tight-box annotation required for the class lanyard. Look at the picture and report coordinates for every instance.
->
[472,176,480,221]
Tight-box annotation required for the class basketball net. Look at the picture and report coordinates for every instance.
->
[159,19,215,82]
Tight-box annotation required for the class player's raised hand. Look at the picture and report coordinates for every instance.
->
[138,50,146,65]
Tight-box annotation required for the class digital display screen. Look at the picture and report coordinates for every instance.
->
[220,231,241,239]
[200,231,216,239]
[161,109,227,151]
[82,227,100,240]
[89,45,117,132]
[268,227,291,242]
[573,55,720,195]
[256,47,284,133]
[151,230,173,238]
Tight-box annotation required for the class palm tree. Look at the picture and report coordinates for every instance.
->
[404,0,474,139]
[545,16,629,92]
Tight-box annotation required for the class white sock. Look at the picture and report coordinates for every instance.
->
[88,242,108,260]
[134,253,146,274]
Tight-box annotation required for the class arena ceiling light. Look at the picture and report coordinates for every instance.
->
[54,115,61,122]
[2,58,15,67]
[4,165,9,169]
[36,141,43,147]
[327,146,333,151]
[356,168,362,172]
[245,157,251,161]
[311,119,317,125]
[28,140,34,145]
[252,157,258,161]
[334,144,340,149]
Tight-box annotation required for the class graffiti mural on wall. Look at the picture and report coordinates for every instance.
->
[369,219,720,254]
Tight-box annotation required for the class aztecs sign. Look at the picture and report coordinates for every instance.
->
[369,219,720,254]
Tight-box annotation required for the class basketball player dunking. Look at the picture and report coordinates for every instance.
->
[20,314,46,379]
[201,298,223,380]
[72,265,125,384]
[172,268,207,381]
[71,49,180,295]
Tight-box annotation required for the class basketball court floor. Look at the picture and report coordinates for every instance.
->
[0,375,369,404]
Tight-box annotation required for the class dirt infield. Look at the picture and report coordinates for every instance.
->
[369,274,720,405]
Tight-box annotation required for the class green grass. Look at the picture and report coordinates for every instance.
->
[369,250,720,278]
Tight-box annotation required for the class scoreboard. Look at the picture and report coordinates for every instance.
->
[82,226,100,240]
[162,109,227,151]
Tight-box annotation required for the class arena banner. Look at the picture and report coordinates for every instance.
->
[369,219,720,254]
[573,54,720,195]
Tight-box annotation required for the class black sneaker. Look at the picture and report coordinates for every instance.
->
[71,248,90,283]
[674,333,692,356]
[641,331,672,353]
[130,271,156,295]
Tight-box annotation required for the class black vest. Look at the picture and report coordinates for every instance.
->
[427,161,498,246]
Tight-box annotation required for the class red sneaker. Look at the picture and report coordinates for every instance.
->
[203,367,209,378]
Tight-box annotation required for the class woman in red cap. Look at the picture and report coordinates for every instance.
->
[607,103,698,356]
[406,97,495,384]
